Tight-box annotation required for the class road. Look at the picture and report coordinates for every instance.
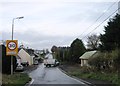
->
[28,63,88,86]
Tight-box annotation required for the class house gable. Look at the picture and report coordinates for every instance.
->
[18,49,32,65]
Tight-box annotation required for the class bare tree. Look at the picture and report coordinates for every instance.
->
[87,34,100,50]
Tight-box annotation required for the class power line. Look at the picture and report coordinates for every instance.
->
[82,7,120,39]
[78,1,118,38]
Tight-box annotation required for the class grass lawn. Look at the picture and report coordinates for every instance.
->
[2,73,31,86]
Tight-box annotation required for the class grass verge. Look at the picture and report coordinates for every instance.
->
[68,71,119,85]
[2,73,31,86]
[60,64,119,86]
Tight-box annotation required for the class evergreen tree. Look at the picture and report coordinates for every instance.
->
[69,38,86,63]
[100,14,120,51]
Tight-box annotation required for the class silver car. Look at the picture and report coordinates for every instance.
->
[16,65,24,71]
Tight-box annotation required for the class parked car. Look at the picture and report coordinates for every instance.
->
[16,65,24,71]
[21,61,29,66]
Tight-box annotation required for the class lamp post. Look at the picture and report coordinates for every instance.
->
[12,16,24,40]
[11,16,24,75]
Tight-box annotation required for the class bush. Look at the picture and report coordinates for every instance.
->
[110,49,120,71]
[88,52,104,71]
[79,66,96,73]
[88,49,119,72]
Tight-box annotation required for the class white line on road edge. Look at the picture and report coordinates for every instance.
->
[28,79,34,86]
[71,75,93,85]
[58,68,92,86]
[30,79,34,85]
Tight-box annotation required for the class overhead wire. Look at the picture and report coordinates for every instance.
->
[78,0,118,39]
[81,7,120,39]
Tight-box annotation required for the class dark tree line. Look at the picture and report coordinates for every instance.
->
[51,13,120,68]
[51,38,86,63]
[100,14,120,51]
[69,38,86,63]
[88,14,120,71]
[86,14,120,51]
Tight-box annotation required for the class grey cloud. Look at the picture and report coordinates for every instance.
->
[1,1,117,50]
[2,30,76,49]
[64,2,117,23]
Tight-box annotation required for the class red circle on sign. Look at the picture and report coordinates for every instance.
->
[7,41,17,50]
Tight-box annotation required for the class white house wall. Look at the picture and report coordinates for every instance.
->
[18,49,32,65]
[81,59,89,66]
[84,60,88,66]
[30,56,34,65]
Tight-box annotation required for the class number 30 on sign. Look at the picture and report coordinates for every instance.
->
[6,40,18,56]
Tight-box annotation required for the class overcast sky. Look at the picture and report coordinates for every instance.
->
[0,0,119,50]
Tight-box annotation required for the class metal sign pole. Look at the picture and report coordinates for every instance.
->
[11,18,14,75]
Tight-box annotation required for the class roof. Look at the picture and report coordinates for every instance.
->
[80,51,97,60]
[44,53,53,59]
[25,49,34,56]
[18,49,31,57]
[16,55,21,59]
[34,52,39,57]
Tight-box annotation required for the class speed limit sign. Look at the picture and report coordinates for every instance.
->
[6,40,18,55]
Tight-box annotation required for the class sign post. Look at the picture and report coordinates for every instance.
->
[6,40,18,75]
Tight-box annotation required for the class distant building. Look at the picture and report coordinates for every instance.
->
[45,53,53,59]
[18,49,33,65]
[34,49,44,54]
[79,51,97,66]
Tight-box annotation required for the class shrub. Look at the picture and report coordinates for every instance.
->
[80,66,92,73]
[88,49,119,72]
[110,49,120,71]
[88,52,104,71]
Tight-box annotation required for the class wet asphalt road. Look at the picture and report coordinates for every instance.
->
[28,63,88,86]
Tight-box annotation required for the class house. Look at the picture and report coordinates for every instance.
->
[25,48,39,64]
[34,49,44,55]
[18,49,33,65]
[33,53,39,60]
[79,51,97,66]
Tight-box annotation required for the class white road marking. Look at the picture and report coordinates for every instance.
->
[58,68,91,85]
[29,79,34,86]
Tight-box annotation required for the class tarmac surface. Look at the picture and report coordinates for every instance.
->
[28,63,88,86]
